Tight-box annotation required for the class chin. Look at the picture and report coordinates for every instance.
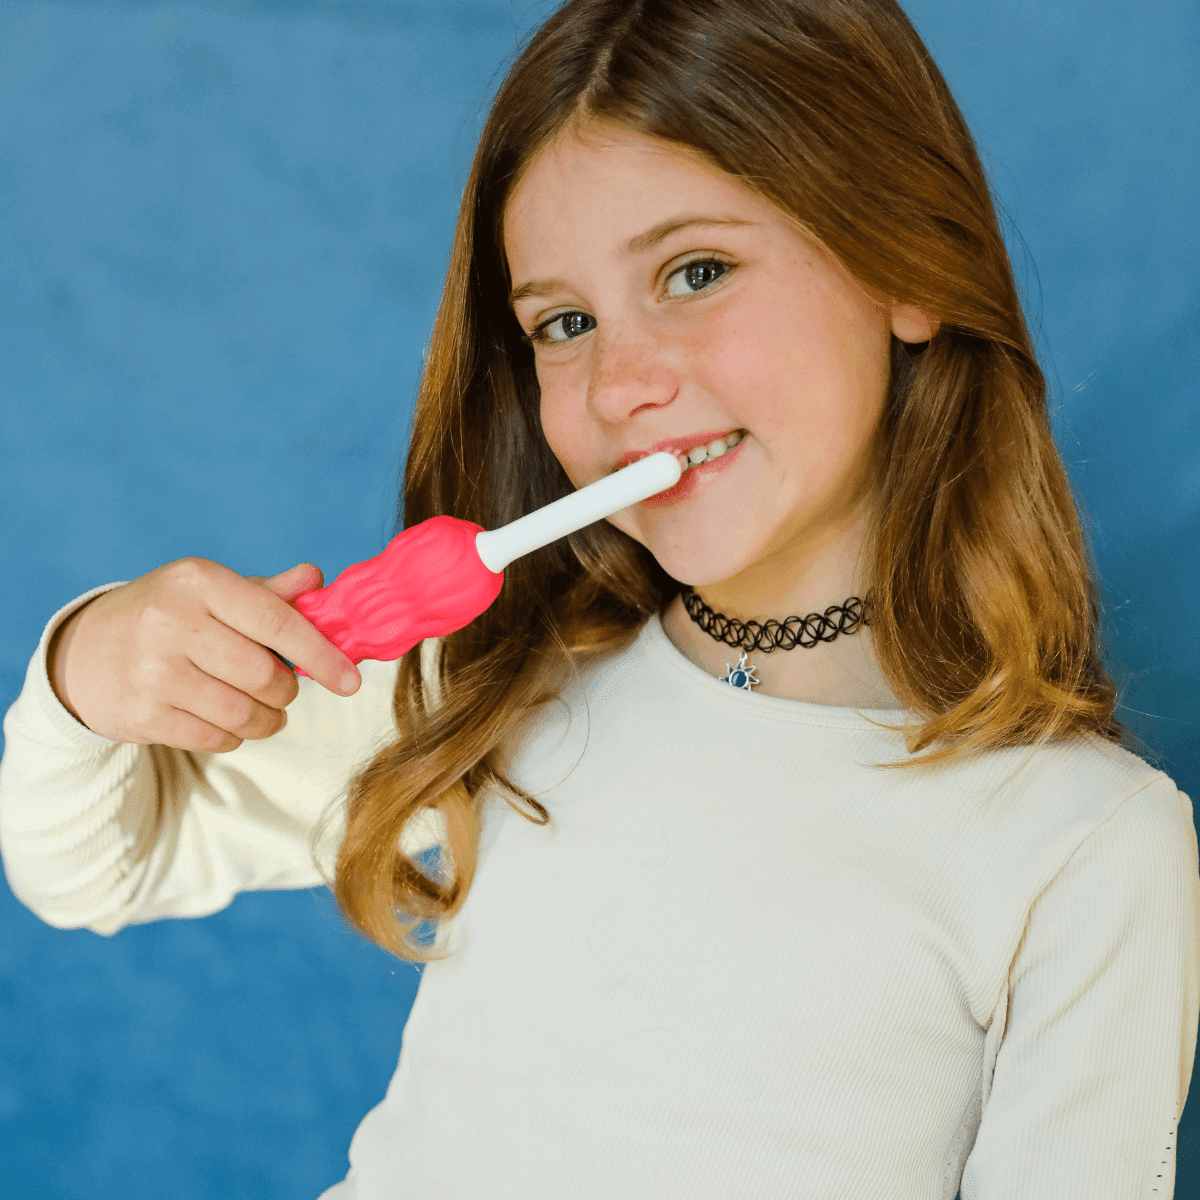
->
[653,550,751,592]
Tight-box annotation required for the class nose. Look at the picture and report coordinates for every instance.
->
[585,320,680,423]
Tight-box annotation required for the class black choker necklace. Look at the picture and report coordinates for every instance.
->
[679,584,875,692]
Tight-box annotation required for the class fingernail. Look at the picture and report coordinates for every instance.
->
[340,671,360,694]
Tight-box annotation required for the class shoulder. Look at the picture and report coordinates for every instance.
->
[946,733,1191,907]
[970,731,1172,825]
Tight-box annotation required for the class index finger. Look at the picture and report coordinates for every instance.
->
[221,577,361,696]
[275,648,353,689]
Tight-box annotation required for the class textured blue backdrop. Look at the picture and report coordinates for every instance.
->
[1,1,1197,1197]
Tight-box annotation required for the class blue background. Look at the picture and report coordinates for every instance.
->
[1,1,1197,1196]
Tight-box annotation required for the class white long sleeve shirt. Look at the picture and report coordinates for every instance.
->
[2,583,1198,1199]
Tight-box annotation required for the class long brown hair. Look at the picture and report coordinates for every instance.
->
[310,0,1157,963]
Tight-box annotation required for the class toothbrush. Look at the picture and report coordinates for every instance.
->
[288,452,683,676]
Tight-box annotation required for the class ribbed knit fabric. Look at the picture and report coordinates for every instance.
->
[2,585,1197,1199]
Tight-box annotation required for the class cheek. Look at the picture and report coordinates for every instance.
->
[537,372,566,445]
[723,283,888,428]
[694,295,811,424]
[537,372,587,478]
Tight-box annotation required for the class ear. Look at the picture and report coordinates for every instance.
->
[890,302,939,344]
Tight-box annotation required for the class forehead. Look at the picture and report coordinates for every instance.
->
[502,122,772,263]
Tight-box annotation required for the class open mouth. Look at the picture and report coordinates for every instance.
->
[675,428,746,471]
[615,428,748,476]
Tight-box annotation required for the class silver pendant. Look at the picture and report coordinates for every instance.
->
[719,649,761,691]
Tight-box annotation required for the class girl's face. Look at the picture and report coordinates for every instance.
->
[503,120,935,596]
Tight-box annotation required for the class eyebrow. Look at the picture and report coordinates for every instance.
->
[508,215,756,307]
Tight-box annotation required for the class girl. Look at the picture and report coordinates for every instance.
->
[2,1,1196,1197]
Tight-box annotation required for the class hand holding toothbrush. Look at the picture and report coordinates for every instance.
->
[43,453,681,752]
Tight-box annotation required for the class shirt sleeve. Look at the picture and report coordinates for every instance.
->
[0,584,432,937]
[961,774,1200,1199]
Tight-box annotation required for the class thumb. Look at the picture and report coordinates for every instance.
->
[250,562,324,600]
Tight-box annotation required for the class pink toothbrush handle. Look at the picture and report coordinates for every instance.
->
[288,515,504,677]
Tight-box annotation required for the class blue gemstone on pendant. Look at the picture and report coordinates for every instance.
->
[720,650,760,690]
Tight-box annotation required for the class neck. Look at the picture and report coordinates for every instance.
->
[661,592,901,708]
[657,502,901,707]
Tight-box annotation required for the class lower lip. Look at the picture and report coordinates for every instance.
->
[639,435,747,508]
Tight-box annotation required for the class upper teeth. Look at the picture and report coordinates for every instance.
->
[680,429,744,470]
